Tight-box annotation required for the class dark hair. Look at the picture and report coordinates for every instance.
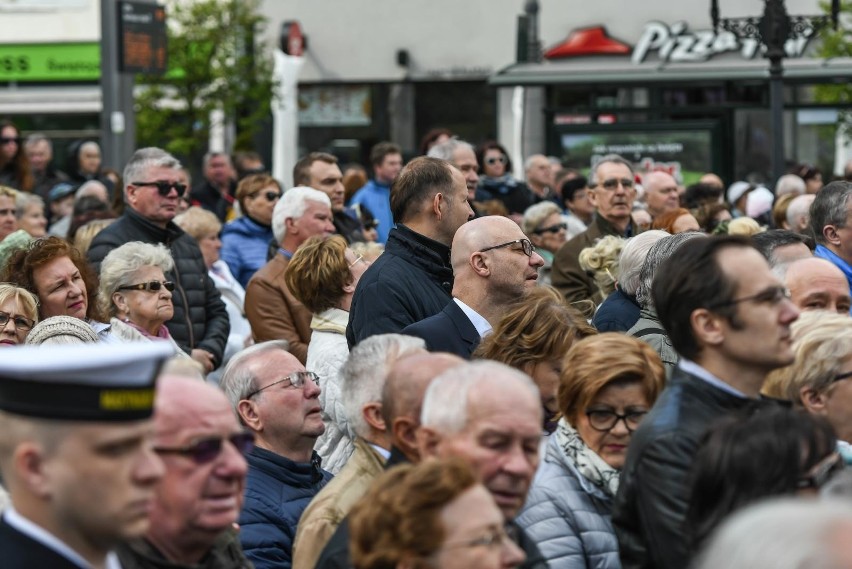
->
[793,163,822,182]
[686,406,837,551]
[419,128,453,155]
[750,230,811,262]
[683,183,723,209]
[652,236,752,360]
[233,150,265,179]
[390,157,454,224]
[2,236,106,322]
[370,142,402,168]
[293,152,338,187]
[0,119,33,192]
[694,202,732,233]
[809,181,852,245]
[561,176,589,203]
[475,140,514,174]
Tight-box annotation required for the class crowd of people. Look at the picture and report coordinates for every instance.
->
[1,115,852,569]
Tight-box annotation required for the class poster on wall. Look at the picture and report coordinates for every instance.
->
[298,85,372,127]
[556,123,717,185]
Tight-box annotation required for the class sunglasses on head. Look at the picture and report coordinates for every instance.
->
[0,137,21,146]
[533,222,567,235]
[154,431,255,464]
[117,280,175,293]
[131,180,188,196]
[252,190,281,202]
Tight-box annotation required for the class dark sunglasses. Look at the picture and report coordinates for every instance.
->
[533,222,567,235]
[117,280,175,293]
[0,137,21,146]
[0,311,35,331]
[131,180,188,196]
[251,190,281,202]
[154,431,255,464]
[486,155,508,165]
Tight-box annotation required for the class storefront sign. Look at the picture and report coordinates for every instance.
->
[0,43,99,81]
[298,85,372,127]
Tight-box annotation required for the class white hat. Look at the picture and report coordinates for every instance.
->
[727,181,752,205]
[746,187,774,218]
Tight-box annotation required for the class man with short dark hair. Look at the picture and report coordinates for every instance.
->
[810,181,852,310]
[190,152,237,222]
[613,236,800,569]
[552,154,644,307]
[347,157,474,346]
[349,142,403,244]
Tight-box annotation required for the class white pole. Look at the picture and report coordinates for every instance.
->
[272,50,304,190]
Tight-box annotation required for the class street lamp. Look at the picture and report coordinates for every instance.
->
[711,0,840,186]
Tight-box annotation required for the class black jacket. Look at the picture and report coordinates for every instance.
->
[0,518,83,569]
[402,300,481,359]
[87,207,229,364]
[612,365,768,569]
[190,179,237,222]
[346,224,453,347]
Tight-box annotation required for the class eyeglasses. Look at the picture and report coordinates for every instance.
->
[244,371,320,399]
[485,155,508,166]
[590,177,635,191]
[0,137,20,146]
[479,238,535,257]
[708,286,791,310]
[348,254,369,269]
[117,280,175,293]
[131,180,188,196]
[251,190,281,202]
[0,311,35,331]
[154,431,255,464]
[443,526,514,551]
[585,409,648,432]
[533,222,567,235]
[797,452,844,490]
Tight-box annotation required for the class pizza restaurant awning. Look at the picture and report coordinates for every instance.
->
[489,56,852,86]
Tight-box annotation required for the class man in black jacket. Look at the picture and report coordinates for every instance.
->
[346,156,474,347]
[613,236,800,569]
[88,147,229,373]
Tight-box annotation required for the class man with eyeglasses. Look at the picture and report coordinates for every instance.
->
[552,154,644,310]
[613,236,799,569]
[89,147,230,375]
[117,373,254,569]
[0,342,172,569]
[219,341,332,569]
[402,215,544,358]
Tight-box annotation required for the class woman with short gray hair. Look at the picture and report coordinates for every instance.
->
[523,201,567,286]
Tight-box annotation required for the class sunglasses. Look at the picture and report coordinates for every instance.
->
[117,280,175,293]
[0,137,21,146]
[486,155,508,166]
[591,177,635,191]
[479,238,535,257]
[533,222,567,235]
[154,431,255,464]
[0,311,35,331]
[251,190,281,202]
[131,180,188,196]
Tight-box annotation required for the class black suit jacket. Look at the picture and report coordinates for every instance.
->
[401,300,481,359]
[0,517,84,569]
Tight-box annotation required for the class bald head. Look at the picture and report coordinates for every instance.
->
[451,215,525,271]
[785,258,851,315]
[786,194,815,232]
[699,173,724,190]
[154,375,234,437]
[382,352,465,426]
[643,171,680,218]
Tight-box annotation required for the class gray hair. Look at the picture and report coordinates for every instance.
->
[203,151,231,170]
[775,174,806,197]
[272,186,331,244]
[522,201,561,236]
[786,194,814,229]
[426,138,474,163]
[421,361,538,434]
[98,242,175,318]
[636,231,705,308]
[341,334,425,438]
[220,340,290,411]
[590,154,634,186]
[617,230,669,296]
[15,192,44,219]
[810,181,852,245]
[122,147,182,192]
[692,498,852,569]
[76,180,109,201]
[24,133,51,152]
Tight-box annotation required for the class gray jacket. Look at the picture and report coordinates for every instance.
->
[516,434,621,569]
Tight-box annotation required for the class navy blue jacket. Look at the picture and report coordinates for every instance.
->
[239,447,332,569]
[402,300,481,359]
[593,288,641,332]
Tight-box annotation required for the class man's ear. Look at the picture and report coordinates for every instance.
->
[432,192,445,219]
[415,426,441,459]
[237,400,262,432]
[284,216,297,236]
[800,387,828,415]
[824,225,842,248]
[13,443,52,499]
[587,188,599,209]
[691,308,725,347]
[470,251,490,277]
[362,402,386,433]
[392,417,419,455]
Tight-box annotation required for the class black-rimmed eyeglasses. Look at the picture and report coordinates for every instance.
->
[585,409,648,432]
[117,280,175,293]
[244,371,320,399]
[154,431,255,464]
[479,238,535,257]
[131,180,188,196]
[708,286,791,310]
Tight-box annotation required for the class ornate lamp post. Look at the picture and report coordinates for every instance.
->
[711,0,840,185]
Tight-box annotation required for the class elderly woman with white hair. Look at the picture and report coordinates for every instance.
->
[523,201,567,286]
[98,241,186,356]
[15,191,47,238]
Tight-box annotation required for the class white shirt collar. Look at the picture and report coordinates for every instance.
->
[453,298,492,338]
[368,443,391,461]
[678,358,748,399]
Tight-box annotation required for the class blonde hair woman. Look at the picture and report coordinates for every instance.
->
[579,235,625,304]
[0,283,38,346]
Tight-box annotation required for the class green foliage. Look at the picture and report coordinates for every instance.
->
[815,0,852,134]
[135,0,276,166]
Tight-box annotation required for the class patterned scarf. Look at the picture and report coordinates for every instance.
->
[555,417,621,498]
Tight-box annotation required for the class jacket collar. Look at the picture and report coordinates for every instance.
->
[125,207,184,245]
[247,446,326,488]
[594,213,636,238]
[387,224,453,283]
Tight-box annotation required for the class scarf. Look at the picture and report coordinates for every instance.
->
[555,417,620,498]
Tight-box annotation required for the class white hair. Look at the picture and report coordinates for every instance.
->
[617,230,668,296]
[98,242,175,318]
[521,201,561,236]
[692,498,852,569]
[786,194,815,229]
[341,334,425,438]
[421,360,539,434]
[775,174,807,197]
[426,138,474,162]
[219,340,290,412]
[15,192,44,217]
[76,180,109,201]
[271,186,331,244]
